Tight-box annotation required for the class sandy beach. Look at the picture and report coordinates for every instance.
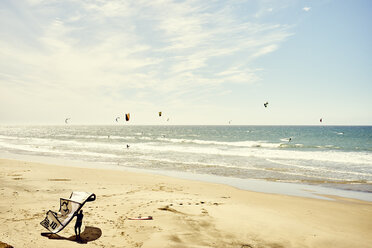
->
[0,158,371,248]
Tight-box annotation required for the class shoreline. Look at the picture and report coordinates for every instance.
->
[1,157,372,247]
[1,151,371,202]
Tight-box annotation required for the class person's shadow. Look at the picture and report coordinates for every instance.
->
[41,226,102,244]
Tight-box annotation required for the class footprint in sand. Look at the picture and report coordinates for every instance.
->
[201,208,208,215]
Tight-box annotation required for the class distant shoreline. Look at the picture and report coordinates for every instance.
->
[1,124,372,126]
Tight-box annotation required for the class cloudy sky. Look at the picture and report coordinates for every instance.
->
[1,0,371,125]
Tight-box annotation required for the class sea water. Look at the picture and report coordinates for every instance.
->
[0,125,371,195]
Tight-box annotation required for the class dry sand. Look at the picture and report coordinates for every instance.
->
[0,158,371,248]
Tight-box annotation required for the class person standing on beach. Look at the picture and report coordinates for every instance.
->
[74,210,84,241]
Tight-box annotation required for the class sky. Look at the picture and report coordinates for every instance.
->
[0,0,371,125]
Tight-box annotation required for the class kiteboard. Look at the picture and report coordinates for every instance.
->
[40,191,96,234]
[128,216,153,220]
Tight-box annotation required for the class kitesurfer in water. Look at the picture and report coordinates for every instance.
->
[74,210,84,241]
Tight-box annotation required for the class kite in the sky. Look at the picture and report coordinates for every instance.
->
[115,117,120,122]
[159,112,162,117]
[65,118,70,124]
[263,102,269,108]
[125,113,130,121]
[40,192,96,234]
[320,118,323,123]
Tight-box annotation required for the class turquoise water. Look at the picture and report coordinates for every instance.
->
[0,125,371,193]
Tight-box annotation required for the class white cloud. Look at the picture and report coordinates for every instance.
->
[252,44,278,58]
[0,0,293,124]
[303,7,311,12]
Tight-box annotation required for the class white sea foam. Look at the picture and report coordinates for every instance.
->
[2,134,371,167]
[266,159,372,177]
[1,125,371,191]
[0,140,120,159]
[156,137,279,148]
[133,141,372,166]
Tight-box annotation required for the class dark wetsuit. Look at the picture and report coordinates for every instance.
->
[75,211,84,239]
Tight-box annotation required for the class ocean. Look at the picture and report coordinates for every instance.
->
[1,125,371,196]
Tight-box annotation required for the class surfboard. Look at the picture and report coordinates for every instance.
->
[128,216,153,220]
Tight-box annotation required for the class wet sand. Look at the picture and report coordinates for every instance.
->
[0,158,371,248]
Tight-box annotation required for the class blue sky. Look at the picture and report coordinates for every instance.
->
[0,0,371,125]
